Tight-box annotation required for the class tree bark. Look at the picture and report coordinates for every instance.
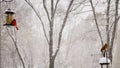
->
[49,58,55,68]
[106,0,111,46]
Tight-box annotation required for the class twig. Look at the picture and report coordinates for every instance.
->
[43,0,51,24]
[6,27,25,68]
[24,0,49,44]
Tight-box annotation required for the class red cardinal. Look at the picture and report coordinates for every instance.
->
[11,19,19,30]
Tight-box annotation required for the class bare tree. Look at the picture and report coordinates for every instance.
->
[110,0,120,62]
[25,0,74,68]
[90,0,120,63]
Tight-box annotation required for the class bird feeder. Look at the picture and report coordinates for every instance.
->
[99,57,111,68]
[4,9,15,25]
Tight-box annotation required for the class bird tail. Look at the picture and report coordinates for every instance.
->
[16,26,19,30]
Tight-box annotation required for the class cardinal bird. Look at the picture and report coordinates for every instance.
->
[11,19,19,30]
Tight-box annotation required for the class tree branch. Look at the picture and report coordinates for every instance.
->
[106,0,111,45]
[90,0,104,46]
[51,0,54,20]
[51,0,60,24]
[6,27,25,68]
[43,0,51,24]
[54,0,60,15]
[24,0,49,44]
[110,0,120,61]
[70,0,88,12]
[53,0,74,60]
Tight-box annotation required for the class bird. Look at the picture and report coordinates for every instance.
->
[101,43,109,53]
[11,19,19,30]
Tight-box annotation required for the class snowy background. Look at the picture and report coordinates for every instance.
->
[0,0,120,68]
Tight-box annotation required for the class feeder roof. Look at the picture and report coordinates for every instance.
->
[5,9,15,14]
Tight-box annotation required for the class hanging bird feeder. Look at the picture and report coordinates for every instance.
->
[4,8,15,26]
[99,57,111,68]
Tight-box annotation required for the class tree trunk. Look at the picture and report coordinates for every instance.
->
[49,59,54,68]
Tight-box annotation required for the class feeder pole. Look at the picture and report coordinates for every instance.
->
[101,65,103,68]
